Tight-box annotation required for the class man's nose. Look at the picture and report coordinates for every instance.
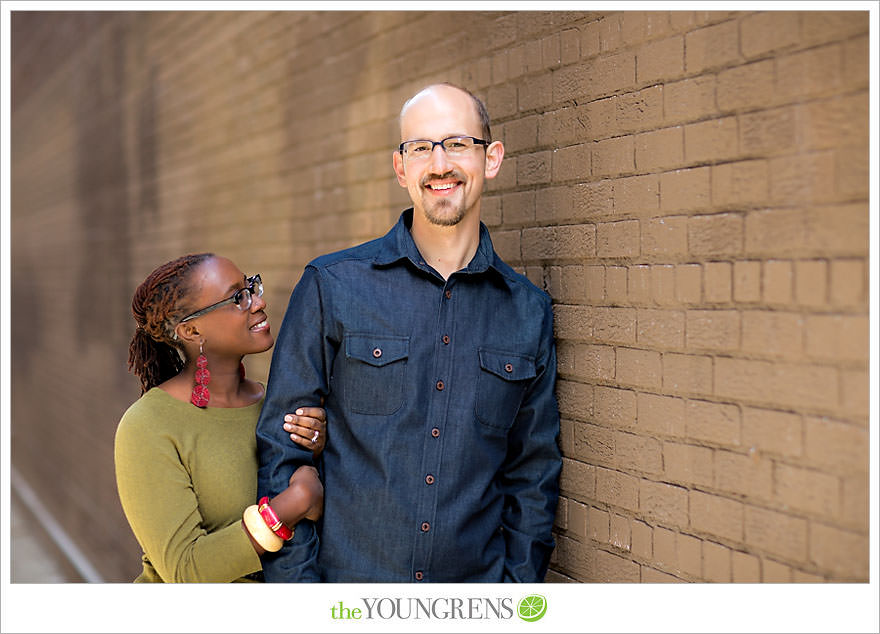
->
[428,143,451,173]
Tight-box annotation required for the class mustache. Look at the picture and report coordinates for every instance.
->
[420,170,465,187]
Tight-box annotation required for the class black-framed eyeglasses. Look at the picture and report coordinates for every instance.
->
[179,274,263,323]
[398,135,488,160]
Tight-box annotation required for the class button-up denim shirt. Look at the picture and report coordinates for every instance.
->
[256,209,561,583]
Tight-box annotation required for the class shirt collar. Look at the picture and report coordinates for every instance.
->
[374,208,500,276]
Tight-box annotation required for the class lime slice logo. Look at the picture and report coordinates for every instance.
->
[517,594,547,622]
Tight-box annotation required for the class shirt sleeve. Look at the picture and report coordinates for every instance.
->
[114,413,262,583]
[256,265,334,582]
[499,297,562,582]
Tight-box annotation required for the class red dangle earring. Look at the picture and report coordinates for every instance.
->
[191,341,211,408]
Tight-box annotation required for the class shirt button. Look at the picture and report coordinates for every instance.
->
[442,335,450,345]
[436,380,445,391]
[372,347,382,358]
[425,474,435,485]
[415,571,424,581]
[445,289,452,299]
[431,427,440,438]
[421,522,431,532]
[505,363,513,373]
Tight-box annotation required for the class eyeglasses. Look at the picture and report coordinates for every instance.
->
[398,136,488,160]
[179,274,263,323]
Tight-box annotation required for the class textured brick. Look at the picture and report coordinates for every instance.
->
[661,167,711,213]
[769,152,836,205]
[685,20,740,73]
[637,392,686,437]
[605,266,626,303]
[777,44,844,101]
[592,306,637,344]
[617,86,664,133]
[740,11,801,58]
[762,558,793,582]
[651,265,676,306]
[552,143,591,182]
[690,491,744,542]
[664,74,717,124]
[741,407,803,458]
[628,265,651,304]
[741,310,804,360]
[677,532,702,577]
[594,386,637,428]
[794,259,827,307]
[615,430,663,475]
[614,174,659,215]
[636,35,684,83]
[675,264,702,304]
[637,309,685,348]
[684,116,738,163]
[703,541,731,582]
[715,357,838,411]
[714,450,772,500]
[560,457,597,502]
[717,59,775,111]
[686,399,740,446]
[804,204,869,255]
[763,260,794,305]
[610,514,631,551]
[732,550,760,582]
[593,135,635,177]
[745,506,808,562]
[589,506,610,543]
[733,260,761,303]
[663,441,713,487]
[774,464,839,517]
[689,213,743,257]
[635,127,684,172]
[640,480,688,527]
[597,220,640,258]
[804,315,869,363]
[652,526,676,570]
[703,261,732,303]
[632,520,653,560]
[712,160,769,208]
[804,417,869,474]
[595,467,639,513]
[686,310,739,352]
[745,208,805,256]
[663,352,713,395]
[642,216,687,257]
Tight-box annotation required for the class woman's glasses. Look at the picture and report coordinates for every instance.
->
[179,274,263,323]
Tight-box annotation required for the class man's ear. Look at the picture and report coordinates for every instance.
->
[484,140,504,180]
[392,149,408,188]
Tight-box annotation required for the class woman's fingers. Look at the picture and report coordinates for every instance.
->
[283,408,327,450]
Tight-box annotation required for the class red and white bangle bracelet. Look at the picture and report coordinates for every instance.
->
[258,496,294,541]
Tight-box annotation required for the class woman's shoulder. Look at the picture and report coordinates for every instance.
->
[117,388,185,435]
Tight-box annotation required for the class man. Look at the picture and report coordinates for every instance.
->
[256,83,561,582]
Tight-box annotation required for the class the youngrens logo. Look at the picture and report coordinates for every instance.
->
[329,595,548,622]
[517,594,547,622]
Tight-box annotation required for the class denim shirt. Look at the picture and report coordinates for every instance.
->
[256,209,561,583]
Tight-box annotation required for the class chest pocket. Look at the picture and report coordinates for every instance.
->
[475,348,537,431]
[341,333,409,416]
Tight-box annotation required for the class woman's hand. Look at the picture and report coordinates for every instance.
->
[283,407,327,455]
[287,465,323,522]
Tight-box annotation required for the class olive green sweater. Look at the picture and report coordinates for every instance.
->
[114,387,264,582]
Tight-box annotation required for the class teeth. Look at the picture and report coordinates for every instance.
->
[251,319,267,330]
[430,183,456,190]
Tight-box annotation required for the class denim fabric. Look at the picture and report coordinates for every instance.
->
[256,209,561,583]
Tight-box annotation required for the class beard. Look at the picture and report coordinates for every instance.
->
[420,170,467,227]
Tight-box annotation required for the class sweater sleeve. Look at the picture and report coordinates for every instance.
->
[114,407,262,583]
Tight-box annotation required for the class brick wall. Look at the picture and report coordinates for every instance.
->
[10,10,869,582]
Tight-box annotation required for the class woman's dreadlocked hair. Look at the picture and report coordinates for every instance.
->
[128,253,214,394]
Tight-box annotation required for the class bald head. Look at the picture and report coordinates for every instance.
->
[399,83,492,143]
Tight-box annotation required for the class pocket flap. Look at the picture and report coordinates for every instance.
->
[478,348,536,381]
[345,334,409,367]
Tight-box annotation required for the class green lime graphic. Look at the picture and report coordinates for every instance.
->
[517,594,547,622]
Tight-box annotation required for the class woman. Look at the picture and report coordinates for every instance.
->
[115,253,323,582]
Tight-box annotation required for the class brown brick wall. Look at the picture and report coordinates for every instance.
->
[10,10,869,582]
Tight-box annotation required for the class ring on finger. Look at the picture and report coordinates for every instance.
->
[311,430,319,443]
